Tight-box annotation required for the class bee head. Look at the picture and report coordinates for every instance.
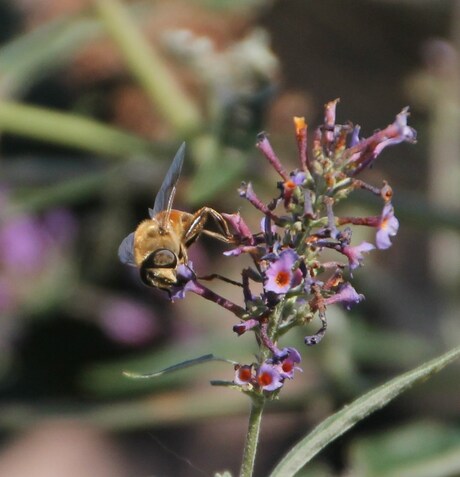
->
[140,248,178,288]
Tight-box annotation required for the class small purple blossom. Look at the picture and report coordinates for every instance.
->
[373,107,417,156]
[272,347,302,379]
[345,107,417,174]
[324,283,364,310]
[264,249,302,294]
[341,241,375,270]
[234,365,253,386]
[169,263,199,300]
[256,363,283,391]
[376,202,399,249]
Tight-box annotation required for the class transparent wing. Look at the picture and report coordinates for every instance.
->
[149,142,186,218]
[118,232,136,266]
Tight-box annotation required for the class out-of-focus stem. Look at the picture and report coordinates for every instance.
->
[94,0,203,135]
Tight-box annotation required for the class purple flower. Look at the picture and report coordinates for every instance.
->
[324,283,364,310]
[376,202,399,249]
[272,347,302,379]
[0,216,51,273]
[234,365,253,386]
[373,107,417,156]
[99,298,158,346]
[345,108,416,174]
[256,363,283,391]
[264,249,302,294]
[169,264,199,300]
[341,241,375,270]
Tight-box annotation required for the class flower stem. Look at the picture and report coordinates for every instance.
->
[240,395,265,477]
[190,281,247,319]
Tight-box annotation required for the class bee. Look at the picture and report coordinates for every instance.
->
[118,143,233,290]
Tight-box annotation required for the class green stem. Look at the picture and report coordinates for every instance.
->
[240,395,265,477]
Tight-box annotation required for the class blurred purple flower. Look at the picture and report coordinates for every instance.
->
[0,216,51,273]
[43,209,78,246]
[99,298,158,346]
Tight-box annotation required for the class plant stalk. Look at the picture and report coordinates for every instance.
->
[240,395,265,477]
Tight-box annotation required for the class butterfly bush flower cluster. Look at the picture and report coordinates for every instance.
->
[172,100,416,396]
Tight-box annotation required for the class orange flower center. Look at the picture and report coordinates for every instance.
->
[282,361,294,373]
[258,372,273,386]
[238,367,252,382]
[284,180,296,191]
[276,271,290,287]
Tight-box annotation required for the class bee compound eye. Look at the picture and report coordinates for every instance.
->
[140,269,156,287]
[151,249,177,268]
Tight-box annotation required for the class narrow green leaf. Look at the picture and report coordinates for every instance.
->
[349,421,460,477]
[0,100,153,157]
[123,353,233,379]
[269,345,460,477]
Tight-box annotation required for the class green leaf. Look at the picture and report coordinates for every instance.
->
[269,345,460,477]
[123,354,234,379]
[348,421,460,477]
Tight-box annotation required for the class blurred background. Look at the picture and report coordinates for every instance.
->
[0,0,459,476]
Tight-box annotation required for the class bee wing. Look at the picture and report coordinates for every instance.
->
[149,142,186,218]
[118,232,136,266]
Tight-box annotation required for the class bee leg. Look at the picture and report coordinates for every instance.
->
[185,207,235,245]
